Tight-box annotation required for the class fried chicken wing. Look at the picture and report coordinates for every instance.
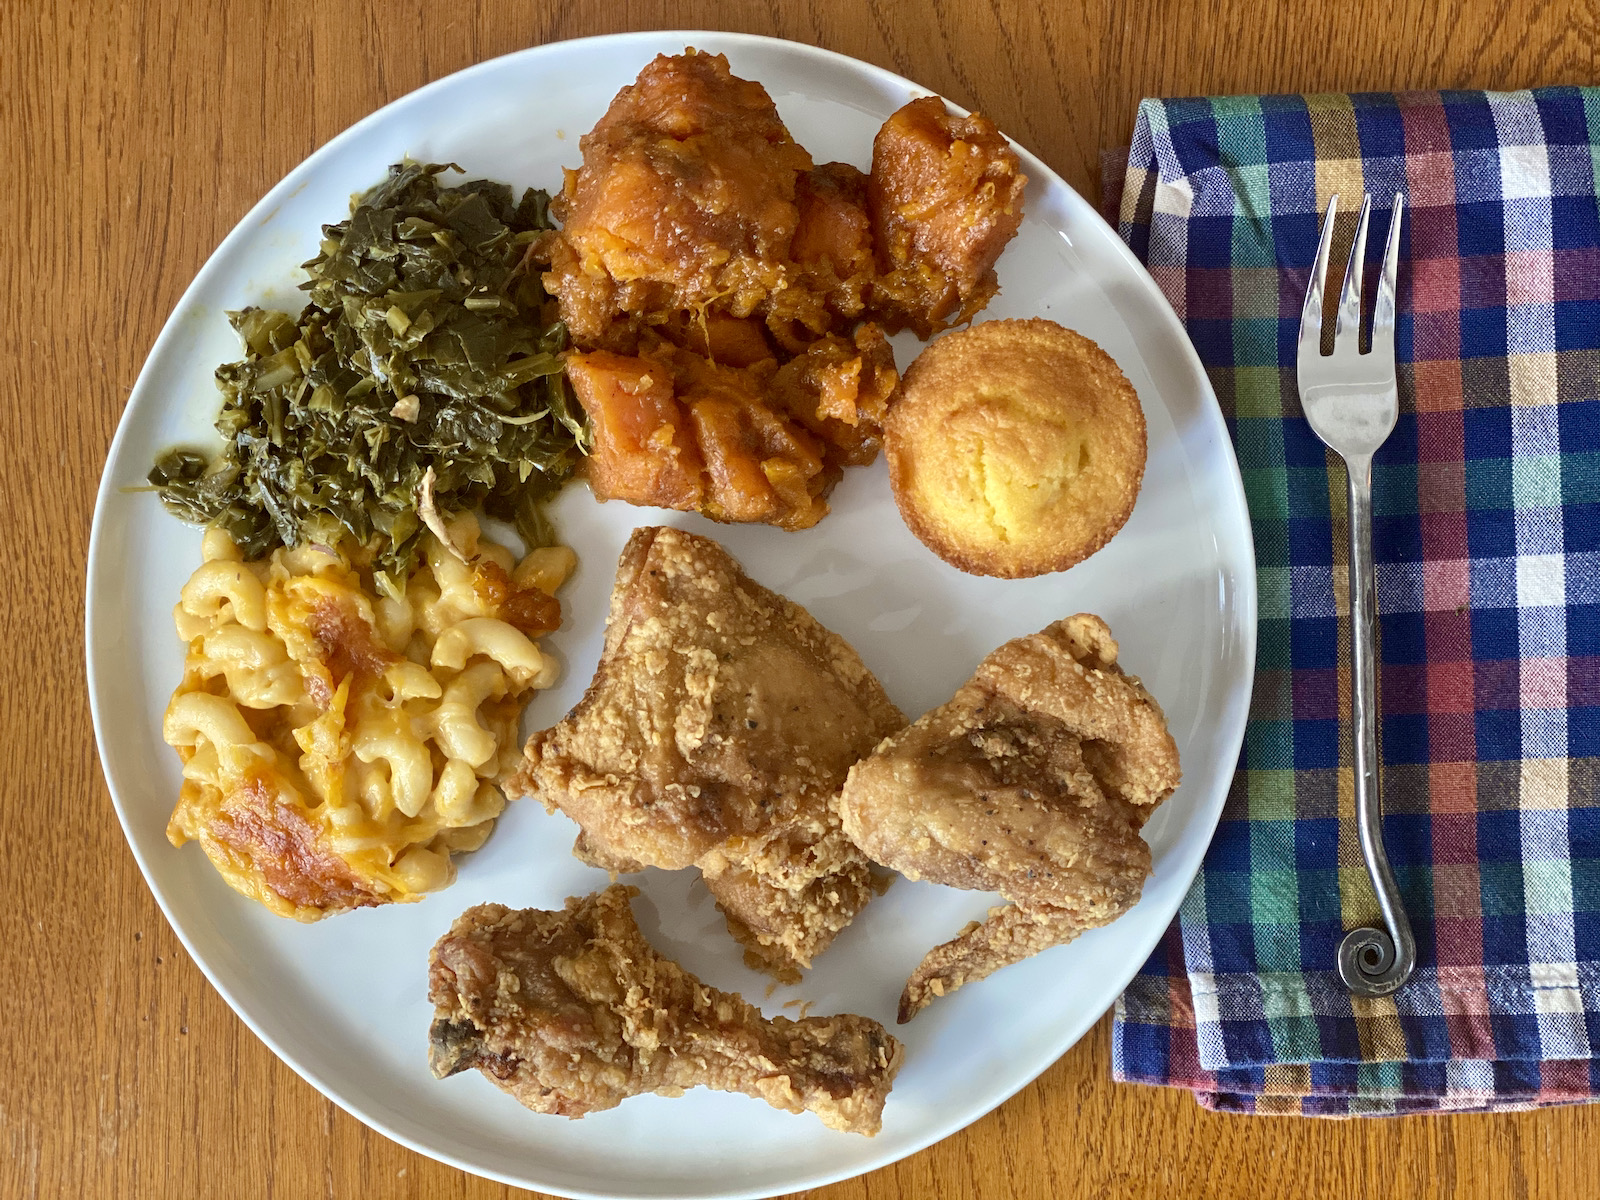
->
[511,527,906,975]
[867,96,1027,336]
[428,885,903,1134]
[838,615,1180,1020]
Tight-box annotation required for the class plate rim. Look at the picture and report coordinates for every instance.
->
[87,28,1257,1199]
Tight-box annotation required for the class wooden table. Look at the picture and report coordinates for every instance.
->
[8,1,1596,1196]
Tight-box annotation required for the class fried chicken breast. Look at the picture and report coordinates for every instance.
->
[428,885,903,1134]
[511,527,906,975]
[838,615,1180,1020]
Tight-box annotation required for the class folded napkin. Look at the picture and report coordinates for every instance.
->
[1104,89,1600,1115]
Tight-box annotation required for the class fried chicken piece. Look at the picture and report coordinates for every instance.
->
[428,885,904,1134]
[511,528,907,975]
[838,615,1180,1021]
[544,51,814,345]
[867,96,1027,336]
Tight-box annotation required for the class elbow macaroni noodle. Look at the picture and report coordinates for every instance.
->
[163,514,573,920]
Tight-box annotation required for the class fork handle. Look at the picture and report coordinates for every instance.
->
[1338,454,1417,996]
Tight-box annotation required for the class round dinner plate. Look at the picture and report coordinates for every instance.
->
[88,30,1255,1200]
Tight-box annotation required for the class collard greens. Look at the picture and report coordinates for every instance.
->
[150,160,589,596]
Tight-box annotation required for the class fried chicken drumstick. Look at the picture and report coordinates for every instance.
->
[512,527,906,977]
[428,885,903,1134]
[838,615,1181,1021]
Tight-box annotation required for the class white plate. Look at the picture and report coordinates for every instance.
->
[88,31,1255,1200]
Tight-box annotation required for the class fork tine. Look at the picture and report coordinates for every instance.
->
[1334,194,1372,348]
[1299,194,1339,359]
[1372,193,1405,337]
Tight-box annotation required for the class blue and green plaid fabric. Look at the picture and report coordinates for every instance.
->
[1106,89,1600,1114]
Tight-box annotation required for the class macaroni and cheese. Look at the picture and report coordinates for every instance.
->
[164,516,575,919]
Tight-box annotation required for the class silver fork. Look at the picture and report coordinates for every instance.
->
[1298,193,1416,997]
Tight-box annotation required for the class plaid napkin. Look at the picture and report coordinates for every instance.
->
[1104,89,1600,1115]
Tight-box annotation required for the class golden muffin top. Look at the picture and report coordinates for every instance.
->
[885,318,1146,578]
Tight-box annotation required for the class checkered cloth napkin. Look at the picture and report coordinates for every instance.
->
[1103,90,1600,1115]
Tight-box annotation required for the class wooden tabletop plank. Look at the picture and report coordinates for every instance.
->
[6,1,1597,1196]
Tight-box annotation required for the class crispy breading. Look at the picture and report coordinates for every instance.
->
[511,527,906,974]
[428,885,903,1134]
[838,614,1180,1020]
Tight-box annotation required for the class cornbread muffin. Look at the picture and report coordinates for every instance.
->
[885,319,1146,578]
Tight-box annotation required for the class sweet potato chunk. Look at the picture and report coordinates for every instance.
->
[688,400,782,523]
[541,55,1037,532]
[669,312,777,369]
[676,350,831,530]
[792,163,874,269]
[867,96,1026,335]
[772,324,900,467]
[569,345,835,530]
[567,351,704,511]
[546,51,814,343]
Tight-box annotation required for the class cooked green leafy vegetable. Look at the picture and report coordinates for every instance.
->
[150,160,589,596]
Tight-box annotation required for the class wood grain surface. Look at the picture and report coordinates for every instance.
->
[6,1,1597,1196]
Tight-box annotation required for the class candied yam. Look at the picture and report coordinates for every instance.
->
[792,163,874,273]
[539,56,991,532]
[670,312,776,368]
[771,163,878,342]
[604,49,801,146]
[867,96,1026,335]
[813,356,862,425]
[762,294,834,356]
[674,348,828,480]
[471,559,563,638]
[761,458,821,526]
[567,351,704,511]
[676,354,834,530]
[851,323,901,422]
[548,52,813,338]
[771,325,900,468]
[689,398,779,523]
[745,395,827,479]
